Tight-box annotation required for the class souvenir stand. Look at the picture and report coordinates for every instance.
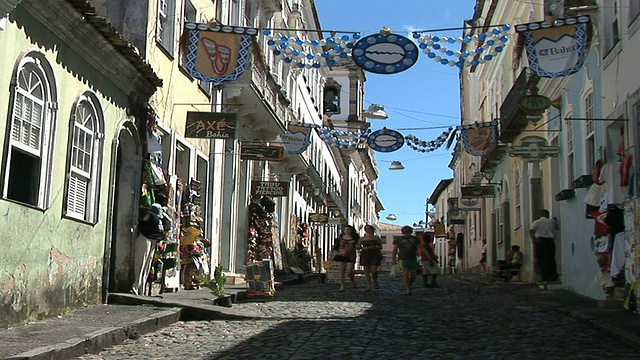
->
[246,197,277,296]
[179,179,210,289]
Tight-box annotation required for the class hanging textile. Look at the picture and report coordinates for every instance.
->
[515,16,590,78]
[184,22,258,84]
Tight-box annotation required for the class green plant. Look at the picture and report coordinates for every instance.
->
[196,265,226,298]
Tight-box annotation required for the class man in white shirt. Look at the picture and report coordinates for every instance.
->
[529,209,559,282]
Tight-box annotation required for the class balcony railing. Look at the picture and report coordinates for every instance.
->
[499,68,540,143]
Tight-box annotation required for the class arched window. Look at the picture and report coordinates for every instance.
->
[64,92,104,223]
[323,83,340,114]
[3,52,57,208]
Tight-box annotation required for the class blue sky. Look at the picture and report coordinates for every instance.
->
[314,0,476,227]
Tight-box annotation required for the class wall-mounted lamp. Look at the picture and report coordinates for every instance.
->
[482,169,502,193]
[388,161,405,170]
[363,104,389,120]
[482,169,495,181]
[413,220,426,228]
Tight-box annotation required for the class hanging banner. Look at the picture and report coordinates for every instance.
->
[184,22,258,83]
[281,124,311,154]
[515,16,590,78]
[458,121,498,156]
[184,111,236,139]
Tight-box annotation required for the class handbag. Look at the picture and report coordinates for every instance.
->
[390,263,402,277]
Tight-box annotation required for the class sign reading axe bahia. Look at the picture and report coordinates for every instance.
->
[185,111,237,139]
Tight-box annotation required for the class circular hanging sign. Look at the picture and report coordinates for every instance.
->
[352,33,419,74]
[367,128,405,152]
[519,94,552,113]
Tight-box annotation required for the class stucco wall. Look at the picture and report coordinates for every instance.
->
[0,12,131,327]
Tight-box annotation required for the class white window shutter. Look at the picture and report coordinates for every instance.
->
[67,174,88,219]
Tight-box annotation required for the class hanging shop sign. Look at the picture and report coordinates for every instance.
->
[367,127,405,152]
[282,124,312,154]
[184,22,258,84]
[309,213,329,223]
[240,144,285,161]
[185,111,237,139]
[459,198,482,211]
[519,94,552,113]
[461,185,496,198]
[515,16,590,78]
[507,136,560,162]
[352,30,419,74]
[250,181,289,197]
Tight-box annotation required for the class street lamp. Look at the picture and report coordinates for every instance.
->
[388,161,405,170]
[363,104,389,120]
[385,214,398,221]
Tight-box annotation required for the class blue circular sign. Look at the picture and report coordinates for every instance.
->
[368,128,405,152]
[352,33,419,74]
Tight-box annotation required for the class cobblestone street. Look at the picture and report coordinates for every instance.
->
[77,275,640,360]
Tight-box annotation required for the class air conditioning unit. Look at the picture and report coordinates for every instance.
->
[572,174,594,189]
[555,189,575,201]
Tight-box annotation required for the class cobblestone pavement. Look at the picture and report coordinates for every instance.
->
[77,275,640,360]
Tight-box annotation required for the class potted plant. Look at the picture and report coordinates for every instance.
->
[196,265,232,307]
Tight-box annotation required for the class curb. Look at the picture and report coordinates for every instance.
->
[6,308,181,360]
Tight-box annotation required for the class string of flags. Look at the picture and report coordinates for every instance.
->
[281,122,497,156]
[185,16,590,82]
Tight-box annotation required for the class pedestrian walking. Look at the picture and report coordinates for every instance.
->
[418,233,440,288]
[333,225,359,292]
[392,226,427,295]
[529,209,559,282]
[479,238,488,273]
[358,224,383,290]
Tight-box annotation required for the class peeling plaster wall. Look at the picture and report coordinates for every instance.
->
[0,9,132,328]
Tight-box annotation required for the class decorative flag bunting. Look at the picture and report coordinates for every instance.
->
[458,121,498,156]
[405,127,454,153]
[268,25,511,72]
[184,22,258,83]
[288,123,467,153]
[281,124,312,154]
[413,25,510,68]
[264,31,360,69]
[317,127,371,149]
[515,16,590,78]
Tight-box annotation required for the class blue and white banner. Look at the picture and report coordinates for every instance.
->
[184,23,257,84]
[281,124,311,154]
[458,121,498,157]
[515,16,590,78]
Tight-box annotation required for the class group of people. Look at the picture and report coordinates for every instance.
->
[332,224,440,295]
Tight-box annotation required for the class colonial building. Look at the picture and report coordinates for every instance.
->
[0,0,161,327]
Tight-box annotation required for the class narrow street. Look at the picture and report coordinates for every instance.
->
[77,275,639,360]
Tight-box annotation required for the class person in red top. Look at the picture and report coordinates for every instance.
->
[418,233,440,288]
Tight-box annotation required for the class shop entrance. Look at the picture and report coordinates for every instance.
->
[105,121,141,296]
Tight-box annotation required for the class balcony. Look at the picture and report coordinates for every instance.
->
[499,68,540,143]
[225,38,291,141]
